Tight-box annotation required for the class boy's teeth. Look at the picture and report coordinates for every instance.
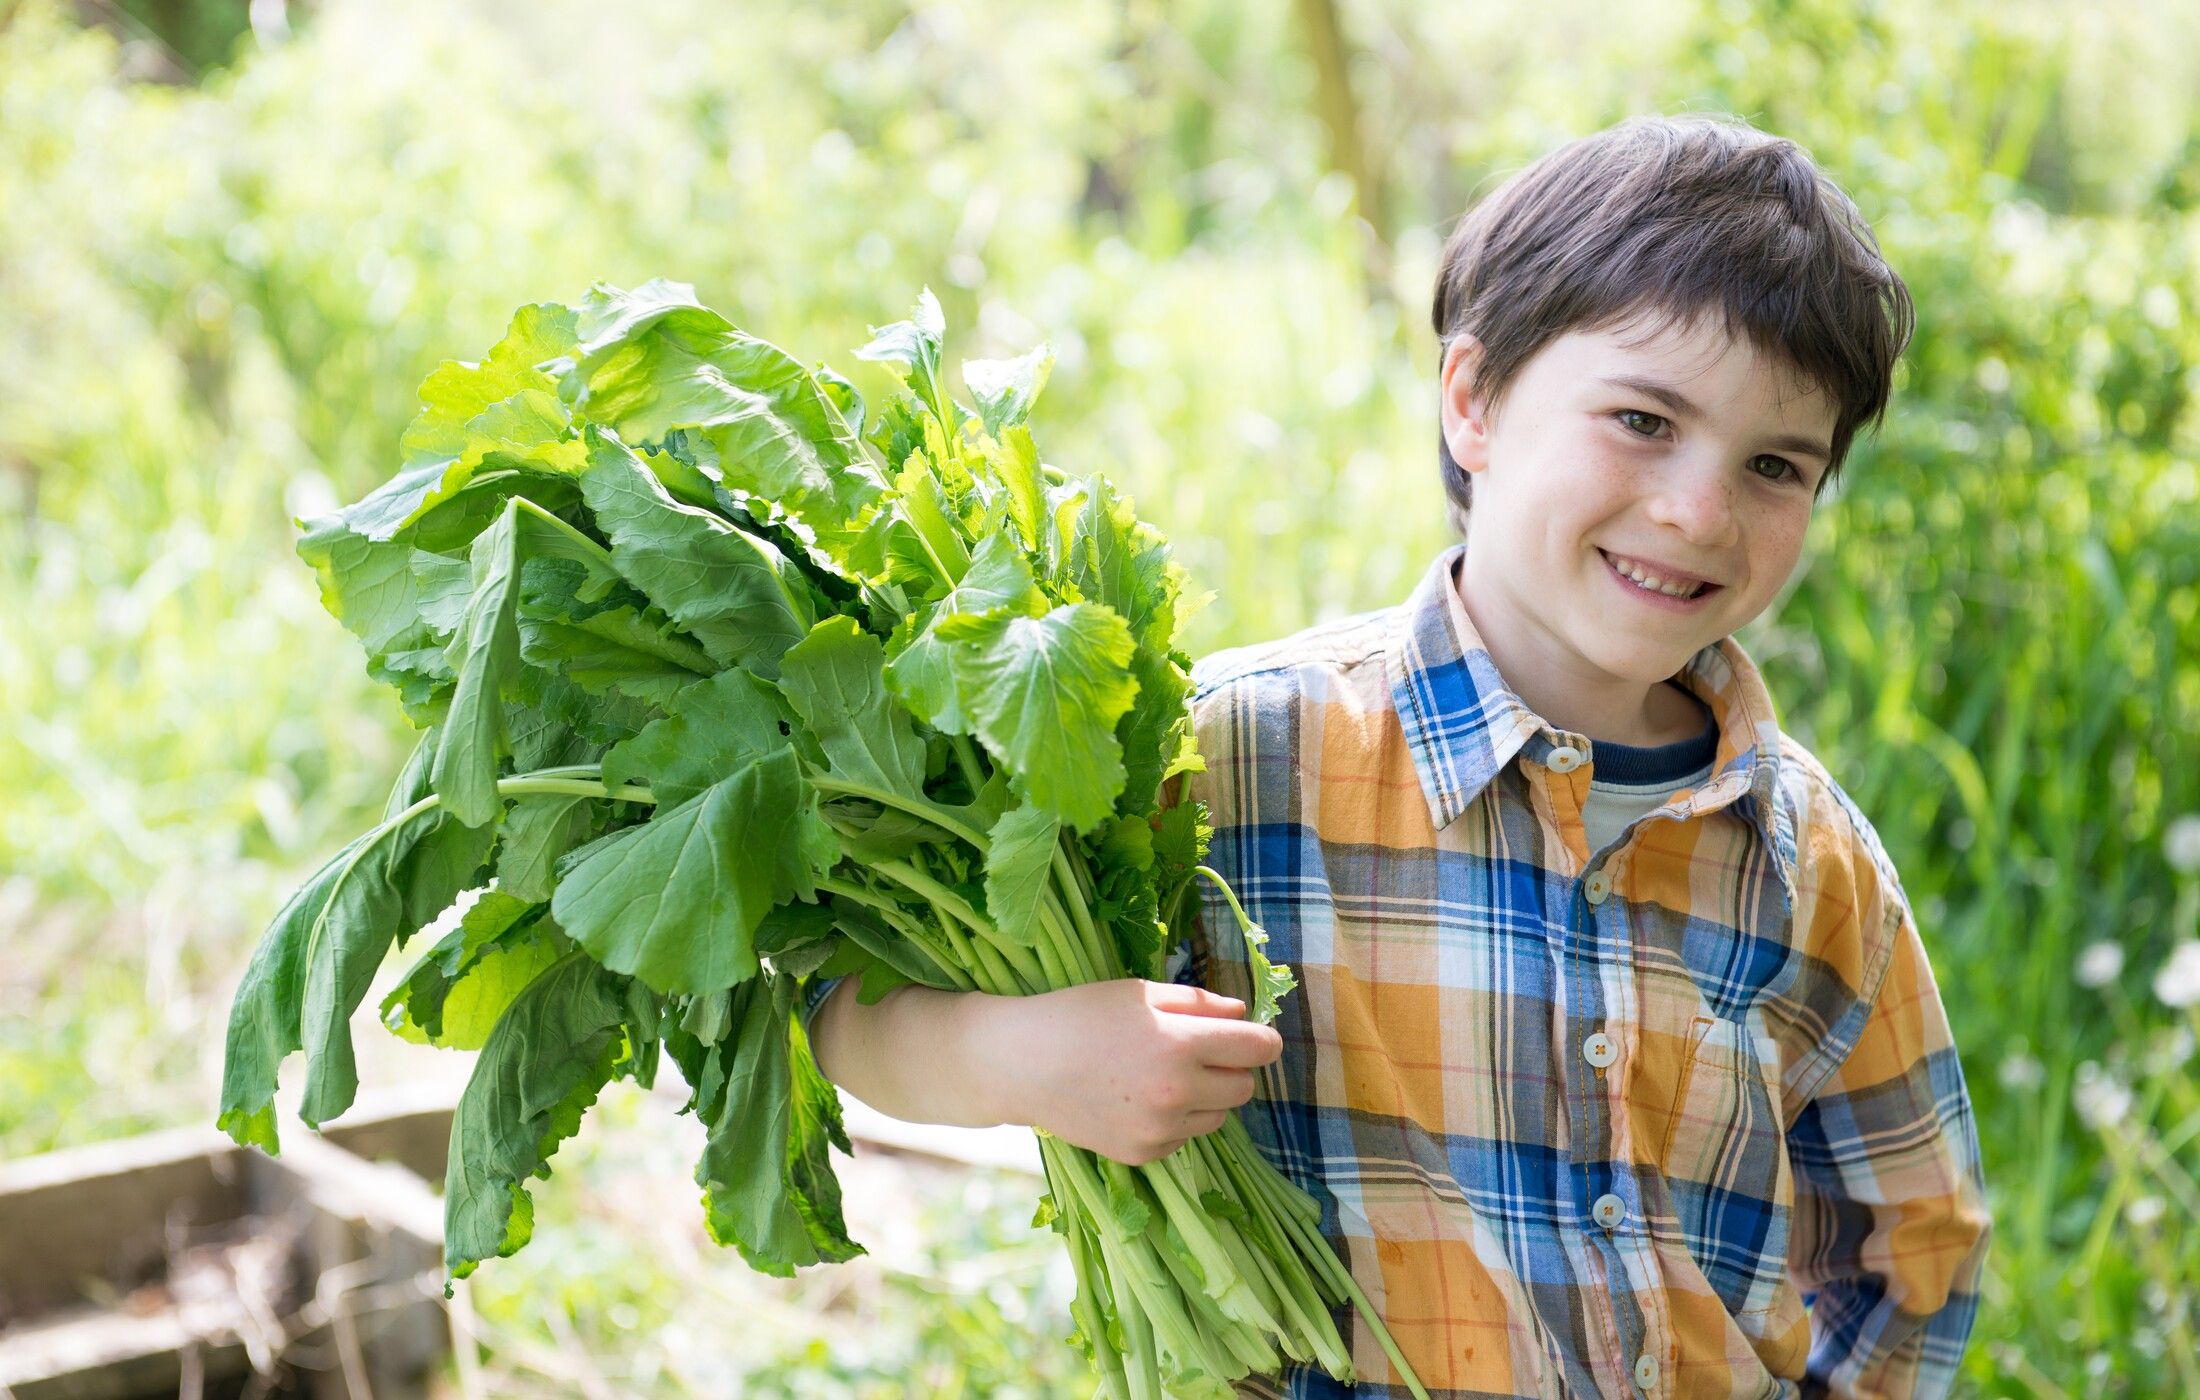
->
[1609,552,1702,598]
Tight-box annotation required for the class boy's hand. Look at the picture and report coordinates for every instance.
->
[976,979,1284,1166]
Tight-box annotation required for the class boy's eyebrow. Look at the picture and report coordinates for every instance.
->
[1597,375,1832,461]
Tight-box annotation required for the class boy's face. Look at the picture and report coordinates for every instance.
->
[1439,308,1839,717]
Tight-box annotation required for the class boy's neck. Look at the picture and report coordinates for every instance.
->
[1452,562,1710,748]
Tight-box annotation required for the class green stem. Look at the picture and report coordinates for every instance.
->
[808,774,989,850]
[1026,920,1073,989]
[1198,1135,1349,1373]
[949,733,987,795]
[1143,1156,1284,1337]
[872,858,994,940]
[1243,1149,1429,1400]
[1051,1143,1206,1387]
[511,494,612,563]
[1066,840,1099,905]
[812,877,979,992]
[1055,1173,1131,1400]
[937,902,1028,995]
[1192,865,1254,930]
[1043,897,1098,984]
[1052,845,1115,975]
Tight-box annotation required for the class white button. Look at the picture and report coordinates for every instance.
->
[1592,1193,1626,1230]
[1582,1032,1616,1068]
[1547,745,1585,773]
[1633,1352,1660,1390]
[1584,870,1612,904]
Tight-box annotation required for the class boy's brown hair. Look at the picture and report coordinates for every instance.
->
[1430,112,1914,534]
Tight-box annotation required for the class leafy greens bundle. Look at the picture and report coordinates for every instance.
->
[217,280,1428,1400]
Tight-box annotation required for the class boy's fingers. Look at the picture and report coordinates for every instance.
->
[1147,982,1247,1019]
[1189,1020,1284,1069]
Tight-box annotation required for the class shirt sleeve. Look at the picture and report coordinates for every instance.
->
[799,974,846,1038]
[1784,888,1992,1398]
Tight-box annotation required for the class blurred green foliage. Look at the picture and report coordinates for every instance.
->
[3,0,2197,1391]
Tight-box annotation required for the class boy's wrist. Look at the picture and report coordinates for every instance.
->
[950,989,1028,1130]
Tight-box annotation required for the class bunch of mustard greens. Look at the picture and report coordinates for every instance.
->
[216,280,1428,1399]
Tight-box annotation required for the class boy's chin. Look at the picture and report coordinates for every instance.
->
[1584,634,1712,685]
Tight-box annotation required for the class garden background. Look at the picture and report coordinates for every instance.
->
[3,0,2197,1392]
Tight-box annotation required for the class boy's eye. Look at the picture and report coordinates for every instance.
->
[1614,410,1801,484]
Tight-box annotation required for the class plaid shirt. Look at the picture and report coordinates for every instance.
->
[1167,543,1990,1399]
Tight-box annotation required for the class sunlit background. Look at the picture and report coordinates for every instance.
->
[3,0,2197,1392]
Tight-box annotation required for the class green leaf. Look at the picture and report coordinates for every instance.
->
[852,287,947,416]
[430,503,525,828]
[892,456,972,588]
[551,751,837,995]
[1067,476,1181,652]
[935,602,1139,832]
[218,796,499,1150]
[778,616,928,800]
[217,831,376,1153]
[579,428,814,678]
[599,666,795,808]
[962,342,1054,438]
[1116,645,1195,817]
[1101,1159,1151,1235]
[297,806,497,1126]
[494,794,596,903]
[694,974,862,1276]
[565,281,885,533]
[296,517,467,657]
[507,665,660,749]
[1152,799,1212,873]
[515,556,713,706]
[444,954,633,1276]
[983,803,1059,948]
[984,425,1047,552]
[382,891,563,1049]
[883,530,1046,733]
[341,303,585,540]
[1242,921,1295,1028]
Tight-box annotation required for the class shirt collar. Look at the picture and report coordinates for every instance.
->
[1383,543,1798,901]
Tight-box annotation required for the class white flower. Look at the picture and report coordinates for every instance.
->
[2127,1195,2166,1228]
[2153,940,2200,1009]
[2072,1061,2132,1131]
[1997,1052,2045,1092]
[2166,815,2200,875]
[2146,1025,2196,1075]
[2074,941,2124,989]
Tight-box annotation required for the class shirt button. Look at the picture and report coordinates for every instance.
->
[1633,1353,1660,1390]
[1584,870,1612,904]
[1592,1193,1626,1230]
[1547,744,1584,773]
[1582,1032,1617,1068]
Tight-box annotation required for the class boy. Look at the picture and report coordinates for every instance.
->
[806,112,1991,1397]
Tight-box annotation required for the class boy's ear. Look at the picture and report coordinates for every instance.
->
[1439,333,1492,477]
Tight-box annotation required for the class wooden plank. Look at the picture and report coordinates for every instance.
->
[0,1126,247,1323]
[0,1304,250,1400]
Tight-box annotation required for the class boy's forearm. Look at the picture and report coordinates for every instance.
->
[807,979,1019,1130]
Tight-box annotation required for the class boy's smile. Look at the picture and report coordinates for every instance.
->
[1439,307,1839,746]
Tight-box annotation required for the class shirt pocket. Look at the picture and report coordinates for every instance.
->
[1656,1013,1793,1321]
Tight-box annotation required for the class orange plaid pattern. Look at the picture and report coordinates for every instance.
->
[1169,543,1989,1398]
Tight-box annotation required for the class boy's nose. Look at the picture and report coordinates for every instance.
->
[1646,465,1740,548]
